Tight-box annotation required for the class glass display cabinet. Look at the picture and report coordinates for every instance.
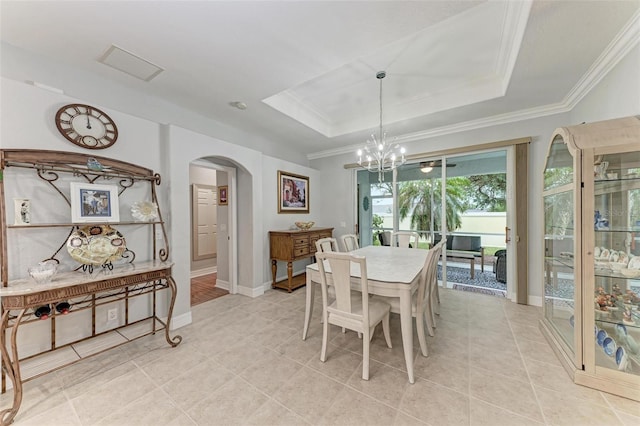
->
[541,116,640,401]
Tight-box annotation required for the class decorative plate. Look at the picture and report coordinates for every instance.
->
[603,337,616,356]
[596,329,607,346]
[67,225,126,266]
[616,346,625,365]
[628,256,640,270]
[616,323,628,338]
[131,201,159,222]
[620,268,640,278]
[618,252,629,265]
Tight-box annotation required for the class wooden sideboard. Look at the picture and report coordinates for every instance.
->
[269,227,333,292]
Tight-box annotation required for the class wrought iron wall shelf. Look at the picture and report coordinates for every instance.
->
[0,149,182,425]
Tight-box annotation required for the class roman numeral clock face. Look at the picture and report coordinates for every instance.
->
[55,104,118,149]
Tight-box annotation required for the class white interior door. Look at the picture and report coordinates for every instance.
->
[192,184,217,260]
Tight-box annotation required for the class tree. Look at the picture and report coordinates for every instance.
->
[371,214,384,245]
[397,178,467,236]
[464,174,506,212]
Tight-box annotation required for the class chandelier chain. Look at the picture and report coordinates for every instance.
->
[356,71,406,182]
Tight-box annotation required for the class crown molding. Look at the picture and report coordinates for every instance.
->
[308,10,639,162]
[563,9,640,110]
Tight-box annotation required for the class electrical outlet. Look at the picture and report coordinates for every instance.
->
[107,308,118,321]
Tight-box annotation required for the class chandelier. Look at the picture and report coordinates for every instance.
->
[357,71,406,182]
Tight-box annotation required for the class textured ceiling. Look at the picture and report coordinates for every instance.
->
[1,1,638,159]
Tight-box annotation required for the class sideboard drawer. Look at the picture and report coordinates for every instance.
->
[293,235,309,246]
[294,246,310,257]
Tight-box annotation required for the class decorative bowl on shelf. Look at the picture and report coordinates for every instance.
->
[295,221,314,230]
[620,268,640,278]
[28,261,58,284]
[131,201,159,222]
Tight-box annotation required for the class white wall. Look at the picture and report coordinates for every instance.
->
[165,125,329,312]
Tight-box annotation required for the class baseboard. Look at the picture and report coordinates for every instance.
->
[190,266,217,278]
[171,311,193,330]
[237,285,264,298]
[216,279,230,291]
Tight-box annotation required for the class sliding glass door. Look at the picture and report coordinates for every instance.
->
[357,149,509,293]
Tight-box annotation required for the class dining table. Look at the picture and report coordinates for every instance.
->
[303,245,429,384]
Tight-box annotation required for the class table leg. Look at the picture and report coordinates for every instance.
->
[302,271,315,340]
[399,290,415,384]
[470,258,475,279]
[287,261,293,293]
[271,259,277,288]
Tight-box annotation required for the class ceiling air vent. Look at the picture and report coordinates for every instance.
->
[98,45,164,82]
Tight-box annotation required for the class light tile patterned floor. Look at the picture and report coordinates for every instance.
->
[2,287,639,425]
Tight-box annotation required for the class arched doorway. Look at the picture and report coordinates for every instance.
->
[190,158,239,297]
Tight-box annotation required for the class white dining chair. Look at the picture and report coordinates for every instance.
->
[316,251,392,380]
[340,234,359,252]
[424,240,445,335]
[315,237,339,253]
[391,231,420,248]
[371,243,440,356]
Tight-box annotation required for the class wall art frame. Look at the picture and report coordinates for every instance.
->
[13,198,31,225]
[278,170,309,214]
[70,182,120,223]
[218,185,228,206]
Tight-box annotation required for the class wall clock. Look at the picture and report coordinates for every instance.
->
[55,104,118,150]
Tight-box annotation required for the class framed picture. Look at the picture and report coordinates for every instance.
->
[278,170,309,213]
[70,182,120,223]
[218,185,228,206]
[13,198,31,225]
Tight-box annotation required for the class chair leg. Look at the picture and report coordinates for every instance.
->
[425,304,435,337]
[416,314,429,357]
[362,330,370,380]
[382,313,392,349]
[320,313,329,362]
[434,282,441,315]
[430,296,437,328]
